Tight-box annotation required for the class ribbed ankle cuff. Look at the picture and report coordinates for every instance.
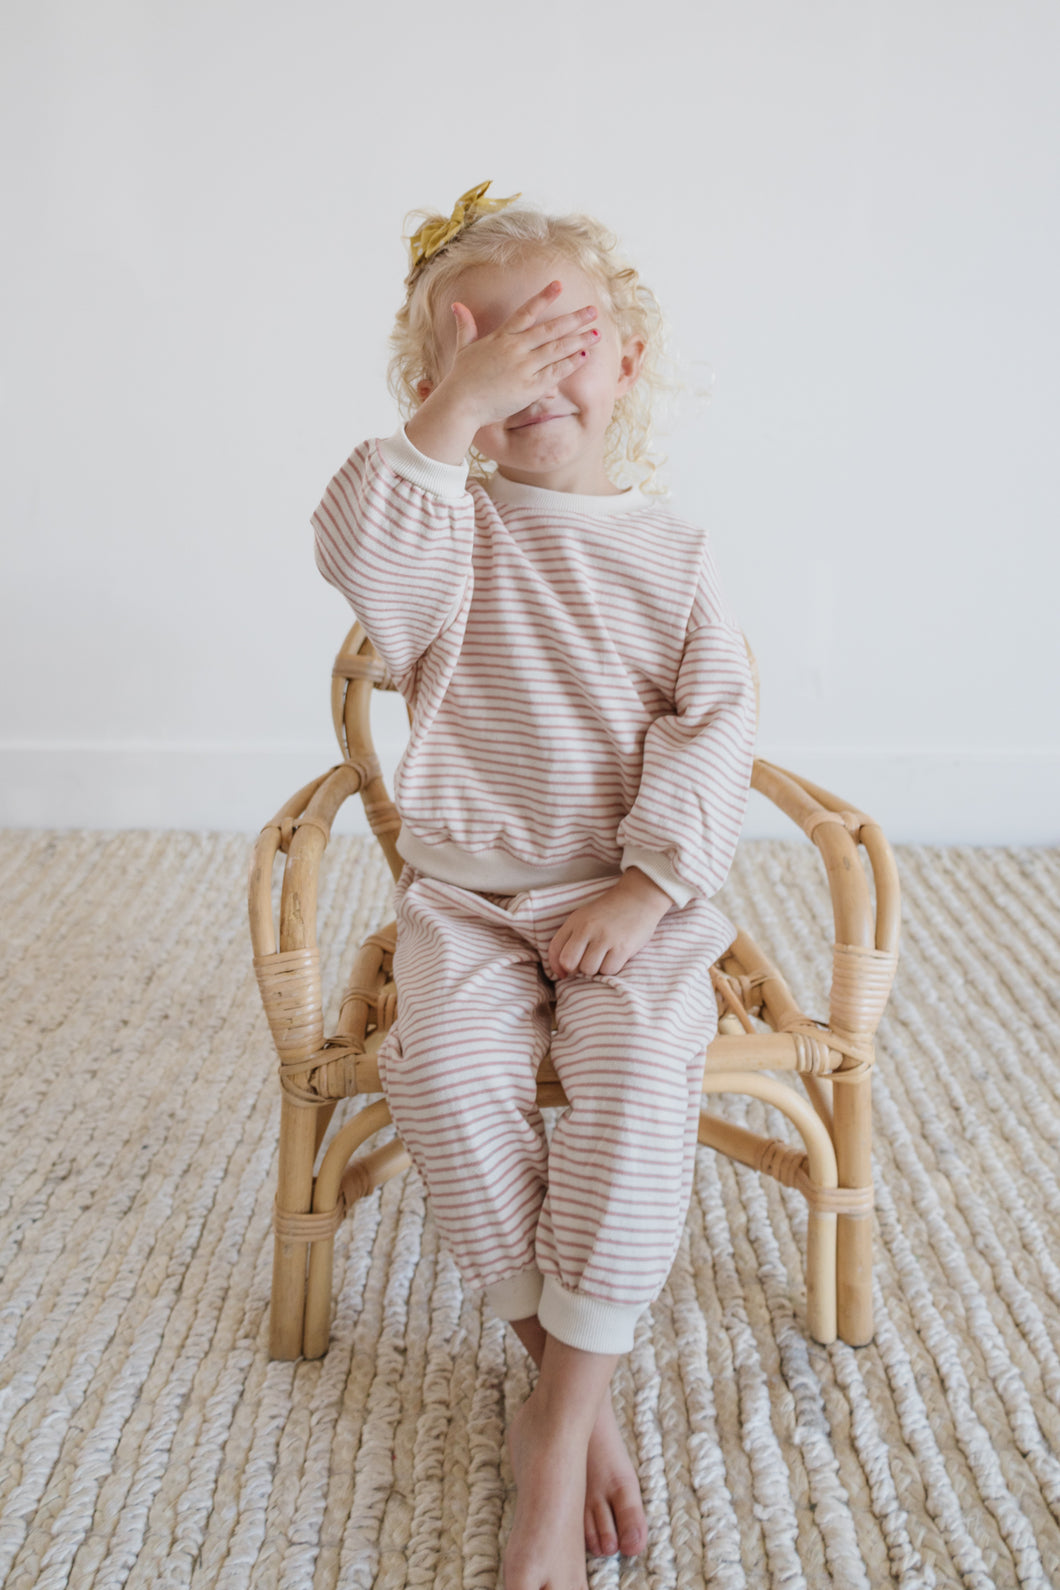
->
[484,1267,544,1321]
[537,1277,646,1354]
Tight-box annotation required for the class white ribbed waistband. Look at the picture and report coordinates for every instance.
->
[396,828,621,895]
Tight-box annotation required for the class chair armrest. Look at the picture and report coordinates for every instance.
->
[248,756,382,1091]
[750,758,901,1047]
[249,757,379,956]
[751,758,900,956]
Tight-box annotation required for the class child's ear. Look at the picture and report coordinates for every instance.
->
[616,336,647,395]
[416,379,433,403]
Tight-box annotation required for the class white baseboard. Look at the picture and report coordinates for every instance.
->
[0,740,1057,845]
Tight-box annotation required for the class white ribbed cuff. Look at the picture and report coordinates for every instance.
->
[620,847,695,909]
[484,1267,544,1321]
[377,427,469,500]
[537,1276,646,1355]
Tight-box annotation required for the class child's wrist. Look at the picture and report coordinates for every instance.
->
[406,388,480,466]
[615,867,674,916]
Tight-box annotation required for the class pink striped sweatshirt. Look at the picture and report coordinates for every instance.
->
[312,429,756,909]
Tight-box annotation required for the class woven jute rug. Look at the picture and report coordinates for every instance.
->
[1,831,1058,1590]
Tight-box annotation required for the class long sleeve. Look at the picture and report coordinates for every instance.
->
[616,561,756,904]
[312,431,476,686]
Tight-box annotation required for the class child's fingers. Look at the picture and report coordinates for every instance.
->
[524,304,599,348]
[547,922,579,980]
[578,942,609,977]
[450,301,479,348]
[506,282,599,339]
[553,930,622,979]
[535,326,600,368]
[505,279,565,331]
[548,912,612,979]
[535,343,598,385]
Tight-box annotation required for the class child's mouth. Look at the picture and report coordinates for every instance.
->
[510,413,575,431]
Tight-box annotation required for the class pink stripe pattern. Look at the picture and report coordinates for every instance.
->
[312,439,756,902]
[313,435,758,1340]
[378,868,728,1314]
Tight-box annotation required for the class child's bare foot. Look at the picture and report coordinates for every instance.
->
[505,1394,591,1590]
[584,1395,647,1558]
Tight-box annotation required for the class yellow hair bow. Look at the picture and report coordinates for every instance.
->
[406,180,521,281]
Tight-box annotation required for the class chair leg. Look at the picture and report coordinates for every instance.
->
[270,1098,319,1359]
[834,1073,874,1346]
[304,1230,336,1359]
[805,1210,838,1344]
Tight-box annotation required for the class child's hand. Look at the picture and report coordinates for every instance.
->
[406,281,599,465]
[443,281,599,428]
[547,869,674,981]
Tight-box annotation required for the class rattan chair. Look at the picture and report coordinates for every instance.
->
[249,620,900,1361]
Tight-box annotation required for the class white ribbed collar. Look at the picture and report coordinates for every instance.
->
[484,471,647,517]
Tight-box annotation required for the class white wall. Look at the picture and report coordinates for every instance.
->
[2,0,1058,842]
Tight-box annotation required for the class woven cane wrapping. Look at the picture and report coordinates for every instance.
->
[273,1195,347,1242]
[362,793,402,840]
[252,948,323,1063]
[830,943,900,1038]
[753,1139,873,1213]
[308,1038,365,1099]
[757,1136,807,1187]
[790,1030,837,1074]
[332,653,394,686]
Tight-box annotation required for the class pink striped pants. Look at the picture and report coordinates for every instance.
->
[377,866,732,1354]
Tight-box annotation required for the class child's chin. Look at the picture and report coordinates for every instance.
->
[507,437,578,468]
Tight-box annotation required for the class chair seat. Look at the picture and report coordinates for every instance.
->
[267,918,876,1108]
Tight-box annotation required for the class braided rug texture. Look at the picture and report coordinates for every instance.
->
[0,831,1058,1590]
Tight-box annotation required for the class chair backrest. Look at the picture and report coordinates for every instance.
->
[330,621,405,879]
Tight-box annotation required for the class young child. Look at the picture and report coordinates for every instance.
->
[313,182,756,1590]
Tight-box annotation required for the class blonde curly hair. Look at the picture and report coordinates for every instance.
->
[388,202,671,492]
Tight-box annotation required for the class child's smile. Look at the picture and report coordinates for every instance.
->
[508,410,577,429]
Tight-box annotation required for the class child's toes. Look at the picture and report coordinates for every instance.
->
[614,1493,647,1556]
[585,1500,618,1557]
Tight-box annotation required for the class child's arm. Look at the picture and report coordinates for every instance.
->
[616,620,755,900]
[549,578,756,979]
[312,437,475,685]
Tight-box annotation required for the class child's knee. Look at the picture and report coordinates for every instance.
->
[381,1027,540,1122]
